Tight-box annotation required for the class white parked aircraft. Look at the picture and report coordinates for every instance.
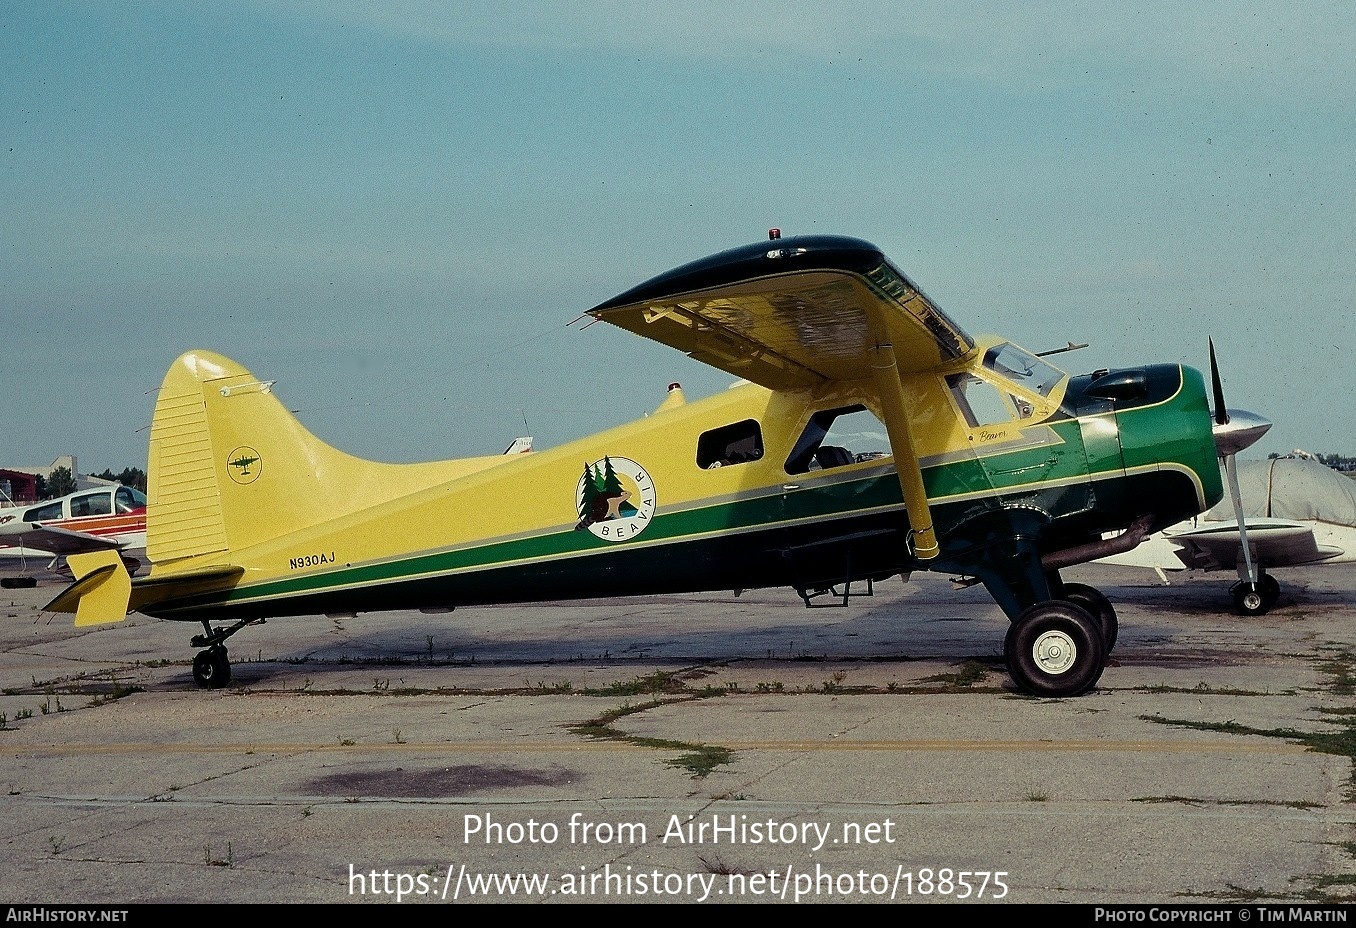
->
[1099,456,1356,614]
[0,484,147,586]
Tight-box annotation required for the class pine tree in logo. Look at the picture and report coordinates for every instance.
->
[577,462,598,529]
[576,456,635,530]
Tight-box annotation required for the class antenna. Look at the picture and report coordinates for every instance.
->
[1035,341,1089,357]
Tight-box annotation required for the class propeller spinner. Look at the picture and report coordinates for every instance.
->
[1209,338,1273,457]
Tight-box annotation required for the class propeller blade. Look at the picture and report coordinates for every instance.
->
[1208,338,1229,426]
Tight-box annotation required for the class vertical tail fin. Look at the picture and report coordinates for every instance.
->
[147,351,493,570]
[148,350,376,564]
[147,353,233,563]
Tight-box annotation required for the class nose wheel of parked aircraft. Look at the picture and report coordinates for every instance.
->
[192,646,232,688]
[1004,601,1106,698]
[1231,573,1280,616]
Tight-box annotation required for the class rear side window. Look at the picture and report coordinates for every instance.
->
[25,501,64,522]
[697,420,764,469]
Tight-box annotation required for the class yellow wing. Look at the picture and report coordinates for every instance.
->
[590,234,970,560]
[587,235,972,389]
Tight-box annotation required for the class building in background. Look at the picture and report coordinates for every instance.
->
[0,456,113,505]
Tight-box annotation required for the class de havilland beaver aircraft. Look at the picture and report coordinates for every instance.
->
[45,232,1270,697]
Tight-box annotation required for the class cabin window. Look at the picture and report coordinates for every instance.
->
[785,405,888,475]
[697,420,764,469]
[24,501,64,522]
[70,492,113,517]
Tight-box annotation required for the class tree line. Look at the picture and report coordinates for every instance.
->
[35,466,147,499]
[1267,452,1356,472]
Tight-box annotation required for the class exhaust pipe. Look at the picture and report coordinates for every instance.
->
[1041,514,1155,572]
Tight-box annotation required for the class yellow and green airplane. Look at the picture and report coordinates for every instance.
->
[45,233,1270,697]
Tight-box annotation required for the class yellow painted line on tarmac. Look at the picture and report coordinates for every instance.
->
[723,739,1309,754]
[9,738,1310,756]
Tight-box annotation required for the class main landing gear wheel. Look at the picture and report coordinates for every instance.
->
[1061,582,1118,654]
[192,647,232,688]
[1231,574,1279,616]
[1259,572,1280,610]
[1004,601,1106,698]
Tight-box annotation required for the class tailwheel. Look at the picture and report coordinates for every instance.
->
[1061,582,1118,654]
[192,646,232,688]
[1004,600,1105,697]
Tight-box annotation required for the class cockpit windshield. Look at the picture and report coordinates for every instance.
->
[115,486,147,513]
[983,343,1063,398]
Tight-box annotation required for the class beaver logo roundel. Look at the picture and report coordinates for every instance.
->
[574,456,656,542]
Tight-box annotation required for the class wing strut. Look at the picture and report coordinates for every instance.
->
[869,341,939,560]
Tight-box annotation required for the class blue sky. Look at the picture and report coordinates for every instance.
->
[3,1,1353,473]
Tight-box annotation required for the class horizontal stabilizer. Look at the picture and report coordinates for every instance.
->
[132,564,246,588]
[44,550,132,627]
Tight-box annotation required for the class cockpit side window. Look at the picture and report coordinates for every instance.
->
[983,343,1063,398]
[784,405,889,475]
[697,419,764,470]
[71,492,113,517]
[947,373,1028,427]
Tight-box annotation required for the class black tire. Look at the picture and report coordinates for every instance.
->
[1232,582,1269,616]
[1,576,38,589]
[1004,601,1106,697]
[192,648,232,688]
[1061,582,1118,654]
[1259,573,1281,611]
